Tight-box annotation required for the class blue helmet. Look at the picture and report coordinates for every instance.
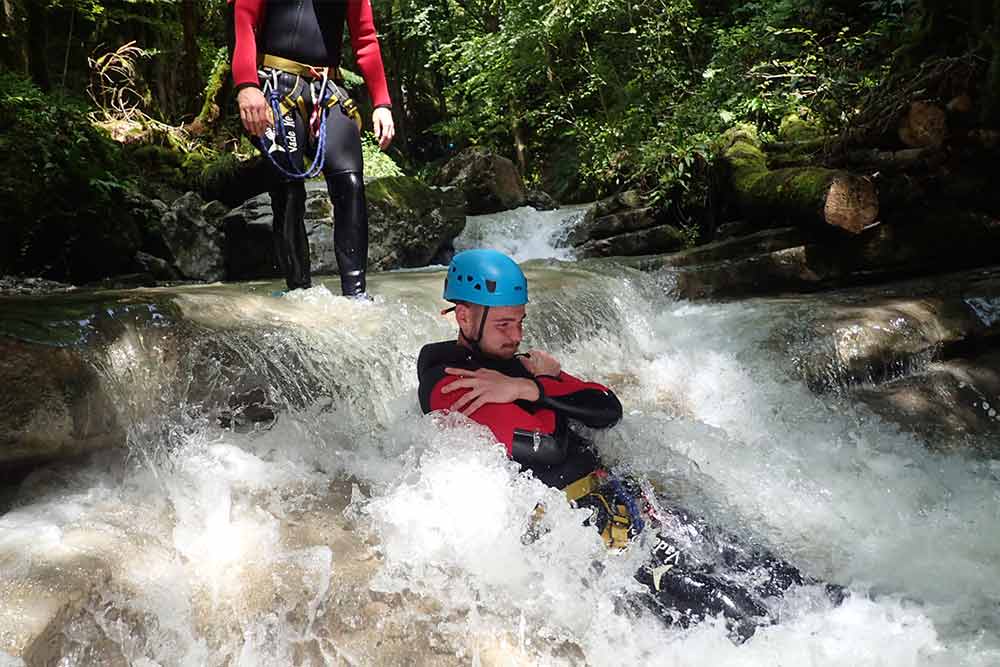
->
[443,249,528,306]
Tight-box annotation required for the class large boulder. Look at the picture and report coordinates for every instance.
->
[627,209,1000,300]
[851,351,1000,454]
[153,193,227,281]
[525,189,559,211]
[222,189,281,281]
[433,147,527,214]
[224,177,466,278]
[577,224,688,258]
[0,337,123,467]
[566,190,657,247]
[364,176,466,270]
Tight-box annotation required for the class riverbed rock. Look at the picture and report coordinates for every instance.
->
[222,190,280,281]
[576,223,688,258]
[852,350,1000,454]
[774,267,1000,392]
[155,192,227,282]
[433,147,527,214]
[628,209,1000,300]
[567,207,662,247]
[0,276,75,296]
[365,176,467,270]
[565,190,655,247]
[0,338,124,467]
[525,189,559,211]
[133,251,181,282]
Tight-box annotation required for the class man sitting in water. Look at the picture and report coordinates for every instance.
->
[416,249,839,641]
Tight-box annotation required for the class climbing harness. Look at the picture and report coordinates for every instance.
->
[258,55,363,181]
[564,470,645,549]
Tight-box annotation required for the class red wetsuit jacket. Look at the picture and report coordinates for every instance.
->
[417,341,623,488]
[230,0,391,108]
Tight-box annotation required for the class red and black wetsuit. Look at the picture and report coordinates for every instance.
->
[416,339,835,641]
[230,0,390,108]
[417,340,622,487]
[229,0,391,295]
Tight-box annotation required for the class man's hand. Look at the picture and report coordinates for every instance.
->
[519,350,561,378]
[373,107,395,150]
[237,87,273,138]
[442,367,540,416]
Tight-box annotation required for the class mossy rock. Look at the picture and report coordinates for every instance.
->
[366,175,437,212]
[779,113,824,142]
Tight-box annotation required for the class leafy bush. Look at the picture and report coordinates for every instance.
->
[0,73,143,281]
[420,0,906,212]
[362,133,405,178]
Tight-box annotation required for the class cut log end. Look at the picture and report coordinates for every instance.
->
[898,101,948,148]
[824,175,879,234]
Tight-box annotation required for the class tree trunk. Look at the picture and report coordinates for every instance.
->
[720,127,879,234]
[180,0,201,112]
[984,0,1000,124]
[1,0,28,75]
[513,117,528,175]
[383,1,409,152]
[25,1,49,90]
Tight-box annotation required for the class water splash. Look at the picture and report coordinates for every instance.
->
[455,206,586,261]
[1,265,998,664]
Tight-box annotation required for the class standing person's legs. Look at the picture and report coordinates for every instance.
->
[321,95,368,297]
[255,70,313,291]
[270,181,311,290]
[327,172,368,297]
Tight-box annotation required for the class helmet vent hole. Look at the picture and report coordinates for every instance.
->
[467,275,473,282]
[474,283,482,290]
[456,275,462,281]
[485,280,496,293]
[514,286,523,291]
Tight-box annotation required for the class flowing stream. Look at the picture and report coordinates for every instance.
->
[1,207,998,666]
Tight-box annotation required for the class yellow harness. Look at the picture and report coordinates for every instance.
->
[563,471,636,550]
[261,54,362,132]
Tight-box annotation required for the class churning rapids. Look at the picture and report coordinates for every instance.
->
[1,205,999,666]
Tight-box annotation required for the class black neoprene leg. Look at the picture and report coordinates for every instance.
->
[271,181,311,290]
[325,171,368,297]
[635,535,771,643]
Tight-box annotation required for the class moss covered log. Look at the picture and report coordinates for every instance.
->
[719,126,879,234]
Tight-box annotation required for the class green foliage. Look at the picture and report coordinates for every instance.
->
[412,0,908,210]
[361,133,405,179]
[0,72,142,281]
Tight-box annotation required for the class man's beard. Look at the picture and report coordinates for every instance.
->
[483,341,519,360]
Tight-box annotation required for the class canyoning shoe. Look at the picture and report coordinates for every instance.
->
[346,291,374,303]
[270,289,287,298]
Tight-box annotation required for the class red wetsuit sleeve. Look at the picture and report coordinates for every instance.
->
[346,0,392,108]
[232,0,264,90]
[428,377,556,455]
[536,371,611,397]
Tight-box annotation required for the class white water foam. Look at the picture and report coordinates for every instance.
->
[2,263,999,665]
[455,205,586,261]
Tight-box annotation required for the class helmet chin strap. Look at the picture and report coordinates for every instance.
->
[459,306,490,354]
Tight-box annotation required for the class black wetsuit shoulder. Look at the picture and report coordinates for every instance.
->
[261,0,348,68]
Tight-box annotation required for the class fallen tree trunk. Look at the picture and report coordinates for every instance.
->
[842,147,942,170]
[720,126,879,234]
